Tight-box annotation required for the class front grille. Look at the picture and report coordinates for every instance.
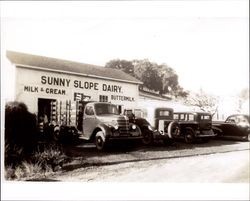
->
[116,117,130,135]
[117,119,130,130]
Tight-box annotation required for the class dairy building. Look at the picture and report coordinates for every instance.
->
[6,51,142,123]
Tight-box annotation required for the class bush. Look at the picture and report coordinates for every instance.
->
[5,145,67,180]
[32,144,66,171]
[5,101,38,166]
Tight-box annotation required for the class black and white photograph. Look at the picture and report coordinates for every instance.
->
[1,1,249,200]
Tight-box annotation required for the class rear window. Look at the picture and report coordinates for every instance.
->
[159,111,170,116]
[200,115,211,120]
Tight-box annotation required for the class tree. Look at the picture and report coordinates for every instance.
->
[105,59,134,76]
[185,89,219,116]
[141,64,163,92]
[105,58,188,97]
[237,88,249,113]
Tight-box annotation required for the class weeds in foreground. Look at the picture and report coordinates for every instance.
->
[5,145,67,181]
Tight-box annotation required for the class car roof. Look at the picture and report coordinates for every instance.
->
[155,107,173,111]
[174,111,211,115]
[226,114,250,119]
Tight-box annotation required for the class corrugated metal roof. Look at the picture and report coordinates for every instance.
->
[6,51,141,84]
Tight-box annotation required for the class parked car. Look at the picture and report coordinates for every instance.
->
[124,108,179,145]
[173,112,216,143]
[124,109,155,145]
[212,114,250,141]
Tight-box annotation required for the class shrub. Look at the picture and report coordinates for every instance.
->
[32,145,66,171]
[5,145,67,180]
[5,101,38,166]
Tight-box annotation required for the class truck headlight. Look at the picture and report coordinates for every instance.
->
[114,125,119,130]
[132,124,137,130]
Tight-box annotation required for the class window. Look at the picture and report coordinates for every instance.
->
[201,115,211,120]
[188,114,194,121]
[85,106,94,115]
[173,114,179,120]
[159,111,170,116]
[99,95,108,102]
[134,109,143,118]
[180,114,185,120]
[95,103,119,115]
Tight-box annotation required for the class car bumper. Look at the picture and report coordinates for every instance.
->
[107,136,143,140]
[195,130,217,138]
[152,130,171,139]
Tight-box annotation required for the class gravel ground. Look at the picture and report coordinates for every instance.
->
[47,139,249,182]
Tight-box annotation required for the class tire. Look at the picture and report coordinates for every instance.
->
[95,131,106,151]
[53,129,60,141]
[247,133,250,142]
[168,121,180,138]
[142,129,153,145]
[184,129,195,144]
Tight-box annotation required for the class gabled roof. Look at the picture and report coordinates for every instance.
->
[6,51,142,84]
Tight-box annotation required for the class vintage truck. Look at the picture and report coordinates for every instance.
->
[124,107,180,145]
[44,101,142,150]
[173,112,216,143]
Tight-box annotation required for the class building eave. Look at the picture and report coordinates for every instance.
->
[14,63,143,85]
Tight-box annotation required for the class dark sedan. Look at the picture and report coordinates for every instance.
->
[212,114,250,141]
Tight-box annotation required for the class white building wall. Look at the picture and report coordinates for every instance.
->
[15,67,139,114]
[1,55,16,103]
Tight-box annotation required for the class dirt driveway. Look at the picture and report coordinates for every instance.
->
[49,139,249,182]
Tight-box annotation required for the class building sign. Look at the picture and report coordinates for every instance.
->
[20,72,137,103]
[40,75,123,93]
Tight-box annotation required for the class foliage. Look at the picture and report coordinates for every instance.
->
[5,145,67,180]
[105,59,188,97]
[5,101,38,166]
[32,144,66,171]
[185,89,219,116]
[105,59,134,76]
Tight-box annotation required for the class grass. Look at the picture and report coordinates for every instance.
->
[5,145,67,181]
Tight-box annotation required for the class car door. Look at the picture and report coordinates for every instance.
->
[223,116,241,137]
[83,104,98,139]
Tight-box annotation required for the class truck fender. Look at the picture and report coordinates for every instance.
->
[95,129,106,142]
[93,124,112,142]
[167,121,179,138]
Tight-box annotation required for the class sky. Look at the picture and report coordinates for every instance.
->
[1,0,249,97]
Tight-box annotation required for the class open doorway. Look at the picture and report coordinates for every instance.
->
[38,98,56,123]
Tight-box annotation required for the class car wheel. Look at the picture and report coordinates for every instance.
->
[247,133,250,142]
[142,130,153,145]
[95,132,106,151]
[168,121,180,138]
[184,129,195,144]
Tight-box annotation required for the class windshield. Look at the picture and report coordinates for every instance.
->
[95,103,119,115]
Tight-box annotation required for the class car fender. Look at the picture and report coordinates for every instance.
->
[212,126,223,135]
